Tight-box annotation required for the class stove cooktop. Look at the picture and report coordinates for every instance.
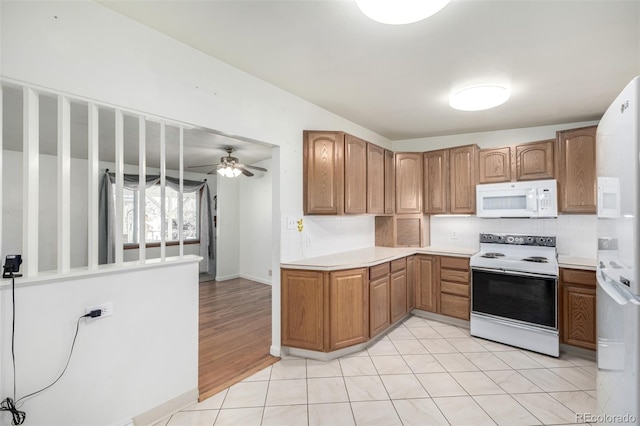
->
[470,233,559,276]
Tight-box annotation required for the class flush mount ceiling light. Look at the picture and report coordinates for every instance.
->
[355,0,451,25]
[449,85,510,111]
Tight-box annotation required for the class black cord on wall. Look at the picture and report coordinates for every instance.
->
[0,274,96,425]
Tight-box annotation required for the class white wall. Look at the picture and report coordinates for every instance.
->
[215,172,240,281]
[238,158,273,285]
[0,259,199,426]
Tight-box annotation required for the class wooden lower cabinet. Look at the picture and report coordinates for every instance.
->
[406,255,416,311]
[370,274,391,338]
[439,256,470,320]
[560,268,596,350]
[329,268,369,350]
[281,269,325,351]
[281,267,368,352]
[390,258,408,323]
[415,255,439,312]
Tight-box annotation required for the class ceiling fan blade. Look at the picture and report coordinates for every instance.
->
[243,164,268,172]
[237,166,254,177]
[187,163,217,168]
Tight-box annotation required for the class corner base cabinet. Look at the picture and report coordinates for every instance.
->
[281,267,368,352]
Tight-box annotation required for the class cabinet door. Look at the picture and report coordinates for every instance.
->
[367,143,385,214]
[390,269,407,323]
[369,275,390,338]
[329,268,369,350]
[478,147,511,183]
[406,256,416,310]
[560,268,597,350]
[303,131,344,215]
[423,150,449,214]
[395,153,423,214]
[344,135,367,214]
[561,285,596,350]
[556,126,597,213]
[449,145,478,214]
[516,139,554,181]
[384,150,395,214]
[281,269,325,351]
[415,255,439,312]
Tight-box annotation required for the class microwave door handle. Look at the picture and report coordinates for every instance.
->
[526,188,537,211]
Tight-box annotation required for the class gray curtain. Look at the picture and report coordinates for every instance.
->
[99,171,214,272]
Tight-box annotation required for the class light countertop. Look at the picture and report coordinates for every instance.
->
[281,246,476,271]
[558,256,597,271]
[281,246,597,272]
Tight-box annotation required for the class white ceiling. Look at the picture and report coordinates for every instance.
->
[99,0,640,141]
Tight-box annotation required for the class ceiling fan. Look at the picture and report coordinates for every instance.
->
[188,147,267,177]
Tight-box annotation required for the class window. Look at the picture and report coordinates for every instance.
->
[120,185,199,245]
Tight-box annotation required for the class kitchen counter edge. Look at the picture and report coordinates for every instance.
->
[280,246,477,271]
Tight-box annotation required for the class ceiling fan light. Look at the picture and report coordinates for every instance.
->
[232,167,242,177]
[355,0,451,25]
[449,85,510,111]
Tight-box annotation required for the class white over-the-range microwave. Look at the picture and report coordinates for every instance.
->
[476,179,558,218]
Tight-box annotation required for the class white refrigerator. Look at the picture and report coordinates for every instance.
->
[596,76,640,425]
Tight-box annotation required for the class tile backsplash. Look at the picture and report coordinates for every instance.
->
[281,212,597,262]
[429,215,597,259]
[281,211,375,262]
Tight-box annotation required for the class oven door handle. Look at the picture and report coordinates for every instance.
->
[471,267,558,280]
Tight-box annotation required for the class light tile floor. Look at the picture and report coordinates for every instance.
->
[157,316,597,426]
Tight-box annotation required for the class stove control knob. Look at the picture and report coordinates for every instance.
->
[507,236,514,243]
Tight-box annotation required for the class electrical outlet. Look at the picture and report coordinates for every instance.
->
[85,302,113,319]
[451,230,458,239]
[286,217,296,230]
[268,269,272,277]
[306,235,312,247]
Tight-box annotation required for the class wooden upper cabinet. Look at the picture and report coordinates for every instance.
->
[516,139,554,181]
[395,152,423,214]
[303,131,344,215]
[367,143,385,214]
[449,145,478,214]
[556,126,597,214]
[344,135,367,214]
[423,150,449,214]
[384,150,395,214]
[478,147,511,183]
[329,268,369,350]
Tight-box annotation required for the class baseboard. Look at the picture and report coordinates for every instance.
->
[411,309,471,329]
[270,345,281,357]
[215,273,240,281]
[214,273,272,285]
[560,343,597,361]
[240,274,272,286]
[133,388,198,426]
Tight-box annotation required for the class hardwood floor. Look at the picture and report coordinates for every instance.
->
[199,277,280,401]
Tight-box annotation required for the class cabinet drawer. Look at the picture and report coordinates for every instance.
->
[440,293,470,320]
[561,269,596,287]
[391,258,406,273]
[441,281,469,297]
[440,256,469,270]
[441,268,469,283]
[370,262,390,280]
